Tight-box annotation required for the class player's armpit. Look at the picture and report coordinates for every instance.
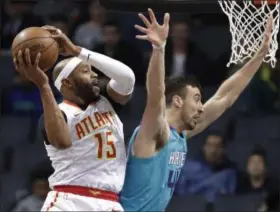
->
[187,95,229,139]
[133,98,170,158]
[106,83,132,105]
[38,110,67,145]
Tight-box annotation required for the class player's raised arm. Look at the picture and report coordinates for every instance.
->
[13,50,71,149]
[132,9,170,157]
[187,17,273,138]
[42,26,135,105]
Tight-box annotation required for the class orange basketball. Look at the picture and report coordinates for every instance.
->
[12,27,59,72]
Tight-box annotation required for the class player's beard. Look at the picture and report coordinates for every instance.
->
[74,81,100,104]
[181,111,195,131]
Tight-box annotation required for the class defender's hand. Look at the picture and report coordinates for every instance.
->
[13,49,49,88]
[42,25,81,56]
[135,8,170,48]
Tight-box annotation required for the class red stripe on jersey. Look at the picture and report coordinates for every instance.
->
[54,185,118,202]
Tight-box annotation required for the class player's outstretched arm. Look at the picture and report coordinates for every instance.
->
[42,25,135,105]
[76,48,135,105]
[187,17,273,138]
[13,49,71,149]
[133,9,170,158]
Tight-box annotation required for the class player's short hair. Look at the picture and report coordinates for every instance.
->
[165,75,201,106]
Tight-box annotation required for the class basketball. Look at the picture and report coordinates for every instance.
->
[12,27,59,72]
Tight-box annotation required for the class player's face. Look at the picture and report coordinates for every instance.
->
[181,86,203,130]
[247,155,265,177]
[70,62,100,102]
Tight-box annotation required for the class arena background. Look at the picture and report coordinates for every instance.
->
[0,0,279,211]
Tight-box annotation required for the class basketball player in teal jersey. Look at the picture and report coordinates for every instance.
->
[120,9,272,211]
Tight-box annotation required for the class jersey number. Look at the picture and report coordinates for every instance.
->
[94,131,117,159]
[168,170,180,195]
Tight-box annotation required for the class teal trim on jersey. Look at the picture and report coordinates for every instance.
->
[120,126,187,211]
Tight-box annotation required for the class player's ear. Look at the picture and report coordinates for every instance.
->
[61,79,72,88]
[173,95,183,108]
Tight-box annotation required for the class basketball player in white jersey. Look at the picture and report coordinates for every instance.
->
[13,26,135,211]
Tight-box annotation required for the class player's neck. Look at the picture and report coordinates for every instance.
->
[63,96,92,110]
[166,108,185,133]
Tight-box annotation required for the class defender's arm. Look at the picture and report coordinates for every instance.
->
[187,17,272,138]
[133,10,170,158]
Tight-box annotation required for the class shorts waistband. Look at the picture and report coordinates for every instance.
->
[54,185,118,202]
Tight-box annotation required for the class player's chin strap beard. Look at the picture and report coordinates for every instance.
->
[74,84,101,108]
[54,57,83,91]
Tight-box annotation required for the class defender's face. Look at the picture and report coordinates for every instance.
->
[181,86,203,130]
[70,62,100,102]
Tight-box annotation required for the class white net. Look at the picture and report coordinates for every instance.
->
[218,0,280,67]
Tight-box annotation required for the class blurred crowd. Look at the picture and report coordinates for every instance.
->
[0,0,280,211]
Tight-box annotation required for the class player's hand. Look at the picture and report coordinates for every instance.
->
[41,25,81,57]
[258,16,273,57]
[135,8,170,48]
[13,49,49,88]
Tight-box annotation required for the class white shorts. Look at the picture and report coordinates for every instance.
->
[41,191,123,211]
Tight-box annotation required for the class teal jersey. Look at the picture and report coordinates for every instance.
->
[120,126,187,211]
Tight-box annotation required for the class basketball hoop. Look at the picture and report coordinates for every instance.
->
[218,0,280,67]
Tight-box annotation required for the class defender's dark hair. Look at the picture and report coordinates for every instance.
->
[165,75,201,106]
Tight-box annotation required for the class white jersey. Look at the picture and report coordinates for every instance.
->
[45,96,127,193]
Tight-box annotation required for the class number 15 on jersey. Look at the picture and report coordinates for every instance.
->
[94,131,117,160]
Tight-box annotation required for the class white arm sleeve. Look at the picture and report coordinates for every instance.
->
[78,47,135,95]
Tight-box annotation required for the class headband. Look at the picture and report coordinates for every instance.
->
[54,57,82,91]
